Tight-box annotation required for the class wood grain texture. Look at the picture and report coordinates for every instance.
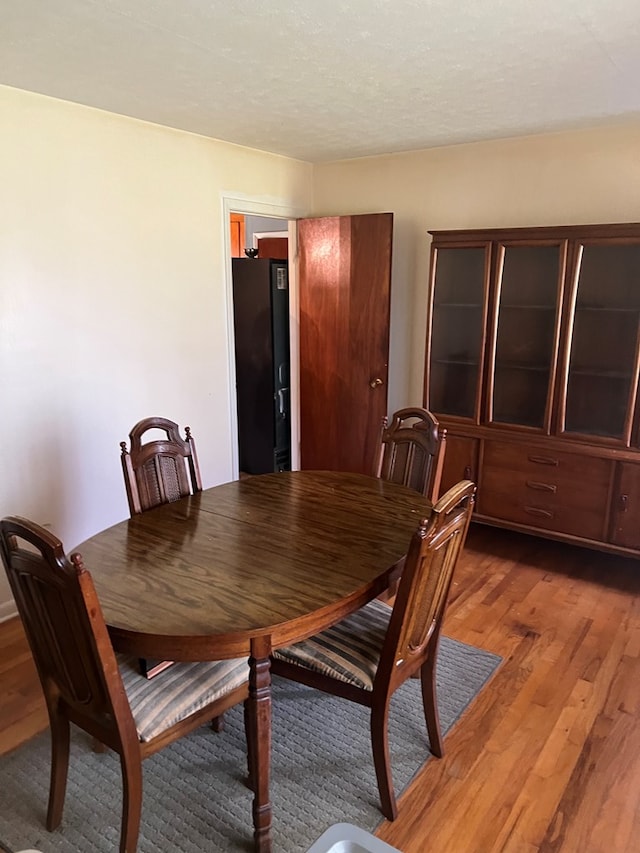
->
[257,237,288,260]
[271,481,476,821]
[3,524,639,852]
[298,213,393,475]
[375,406,447,502]
[120,416,202,516]
[75,471,430,660]
[377,525,640,853]
[424,222,640,560]
[72,469,431,853]
[0,516,249,853]
[0,616,48,754]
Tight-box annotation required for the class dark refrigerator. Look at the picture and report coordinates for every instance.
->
[232,258,291,474]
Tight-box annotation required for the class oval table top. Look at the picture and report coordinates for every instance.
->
[76,470,432,660]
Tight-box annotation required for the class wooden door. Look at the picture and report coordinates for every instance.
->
[610,461,640,549]
[230,213,245,257]
[439,435,479,495]
[298,213,393,474]
[257,237,288,259]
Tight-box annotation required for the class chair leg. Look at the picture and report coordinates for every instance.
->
[46,713,70,830]
[118,750,143,853]
[92,736,107,753]
[370,701,397,821]
[211,713,225,733]
[244,699,255,792]
[421,651,444,758]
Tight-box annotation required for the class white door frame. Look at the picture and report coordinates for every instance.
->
[251,230,288,248]
[221,194,304,477]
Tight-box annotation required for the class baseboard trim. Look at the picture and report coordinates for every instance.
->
[0,600,18,623]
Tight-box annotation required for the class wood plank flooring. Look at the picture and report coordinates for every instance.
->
[1,524,639,852]
[379,525,640,853]
[0,615,48,756]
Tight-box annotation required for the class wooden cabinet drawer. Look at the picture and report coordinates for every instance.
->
[479,440,612,540]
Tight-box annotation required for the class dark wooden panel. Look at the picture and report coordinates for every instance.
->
[610,461,640,549]
[299,213,393,474]
[439,434,479,495]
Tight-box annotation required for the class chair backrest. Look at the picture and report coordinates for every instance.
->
[376,479,475,690]
[374,407,446,502]
[120,417,202,515]
[0,517,137,748]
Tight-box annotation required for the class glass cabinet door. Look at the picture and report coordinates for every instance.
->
[488,243,565,430]
[427,245,489,421]
[562,242,640,442]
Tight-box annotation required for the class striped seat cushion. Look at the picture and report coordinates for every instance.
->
[272,598,393,691]
[117,655,249,742]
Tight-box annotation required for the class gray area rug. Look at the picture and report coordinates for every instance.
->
[0,638,501,853]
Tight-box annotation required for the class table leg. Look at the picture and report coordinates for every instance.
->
[249,635,273,853]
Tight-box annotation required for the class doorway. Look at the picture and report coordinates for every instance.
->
[224,199,394,481]
[222,195,303,479]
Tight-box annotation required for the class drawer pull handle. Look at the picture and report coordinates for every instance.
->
[526,480,557,493]
[463,465,472,480]
[528,455,559,467]
[620,494,628,512]
[524,505,554,519]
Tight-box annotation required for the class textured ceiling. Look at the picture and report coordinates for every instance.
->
[2,0,640,162]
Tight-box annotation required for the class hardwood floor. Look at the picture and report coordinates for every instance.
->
[0,615,47,756]
[1,524,639,851]
[379,525,640,853]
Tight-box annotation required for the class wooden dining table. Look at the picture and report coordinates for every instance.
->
[76,470,432,852]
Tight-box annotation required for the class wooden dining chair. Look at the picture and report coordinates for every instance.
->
[270,479,476,821]
[374,407,447,503]
[0,516,249,853]
[120,416,202,516]
[119,416,204,679]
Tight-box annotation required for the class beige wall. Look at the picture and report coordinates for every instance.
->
[2,81,639,618]
[0,84,313,617]
[312,123,640,414]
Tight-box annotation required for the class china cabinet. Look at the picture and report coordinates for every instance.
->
[423,222,640,557]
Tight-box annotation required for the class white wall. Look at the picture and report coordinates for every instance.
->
[245,214,288,245]
[312,123,640,414]
[3,82,639,619]
[0,84,313,618]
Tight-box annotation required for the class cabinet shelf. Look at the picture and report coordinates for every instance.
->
[569,368,632,380]
[433,358,479,367]
[576,305,640,314]
[499,304,556,311]
[434,302,483,309]
[495,362,550,373]
[491,413,541,427]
